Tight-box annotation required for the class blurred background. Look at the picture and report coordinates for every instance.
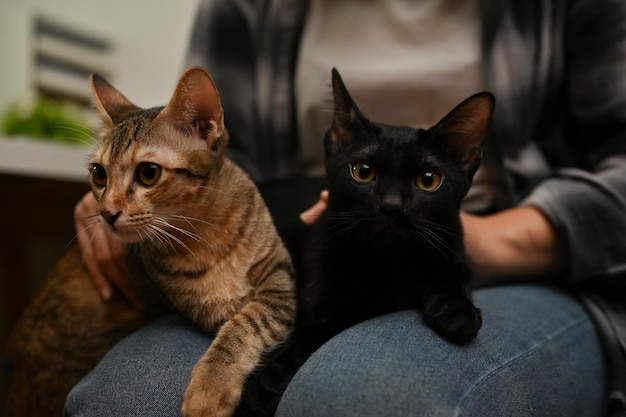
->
[0,0,202,407]
[0,0,201,117]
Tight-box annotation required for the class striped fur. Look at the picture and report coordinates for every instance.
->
[5,67,296,417]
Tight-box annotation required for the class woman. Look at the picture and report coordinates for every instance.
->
[66,0,626,415]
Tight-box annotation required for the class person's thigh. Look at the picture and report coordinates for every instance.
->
[276,285,609,417]
[64,314,213,417]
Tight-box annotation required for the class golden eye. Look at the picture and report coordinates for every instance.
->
[416,170,442,191]
[351,161,376,183]
[137,162,162,186]
[89,163,107,187]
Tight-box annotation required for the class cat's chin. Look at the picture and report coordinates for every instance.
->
[105,227,144,244]
[363,222,413,246]
[117,234,144,244]
[375,216,413,238]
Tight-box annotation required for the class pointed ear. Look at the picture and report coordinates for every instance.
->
[325,68,365,153]
[432,92,495,177]
[90,74,141,127]
[158,66,224,148]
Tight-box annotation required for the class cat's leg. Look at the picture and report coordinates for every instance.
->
[234,326,331,417]
[276,285,609,417]
[421,285,482,343]
[420,265,482,344]
[180,257,296,417]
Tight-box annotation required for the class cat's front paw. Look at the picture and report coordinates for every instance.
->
[423,293,482,344]
[182,364,241,417]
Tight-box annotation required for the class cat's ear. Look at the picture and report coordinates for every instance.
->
[90,74,142,127]
[159,66,225,148]
[325,68,365,154]
[432,92,495,178]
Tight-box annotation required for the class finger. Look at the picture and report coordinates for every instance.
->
[300,190,329,226]
[84,234,115,300]
[99,238,143,308]
[74,194,114,300]
[74,194,142,307]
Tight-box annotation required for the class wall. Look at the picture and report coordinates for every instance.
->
[0,0,202,115]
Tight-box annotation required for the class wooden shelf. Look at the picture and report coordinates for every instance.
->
[0,138,92,383]
[0,136,91,182]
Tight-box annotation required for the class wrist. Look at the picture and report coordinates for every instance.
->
[462,206,569,282]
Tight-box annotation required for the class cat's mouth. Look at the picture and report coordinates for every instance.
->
[372,214,412,238]
[100,221,146,244]
[386,218,411,234]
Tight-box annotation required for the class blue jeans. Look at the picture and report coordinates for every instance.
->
[64,285,609,417]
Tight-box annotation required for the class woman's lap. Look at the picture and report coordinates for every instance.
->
[63,314,212,417]
[64,285,609,417]
[277,285,609,416]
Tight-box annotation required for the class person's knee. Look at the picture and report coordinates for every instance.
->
[276,311,463,417]
[64,315,212,417]
[456,316,608,417]
[276,287,609,417]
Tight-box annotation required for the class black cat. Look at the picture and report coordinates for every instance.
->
[236,68,494,417]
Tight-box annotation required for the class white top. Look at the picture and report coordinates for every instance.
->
[295,0,484,174]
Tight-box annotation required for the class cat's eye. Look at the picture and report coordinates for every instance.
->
[416,170,442,191]
[137,162,162,186]
[89,163,107,187]
[351,161,376,183]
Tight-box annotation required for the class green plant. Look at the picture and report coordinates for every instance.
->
[1,97,94,145]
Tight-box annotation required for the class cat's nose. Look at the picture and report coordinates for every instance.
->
[100,210,122,226]
[379,194,406,215]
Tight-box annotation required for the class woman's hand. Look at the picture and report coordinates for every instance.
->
[461,206,569,283]
[300,190,329,226]
[74,192,138,305]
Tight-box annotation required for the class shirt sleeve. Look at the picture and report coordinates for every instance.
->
[523,157,626,281]
[520,0,626,282]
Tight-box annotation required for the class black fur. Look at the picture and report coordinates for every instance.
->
[236,69,494,416]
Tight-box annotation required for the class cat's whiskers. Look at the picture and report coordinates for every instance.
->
[413,222,459,259]
[153,217,203,244]
[326,208,363,223]
[324,223,360,242]
[419,229,451,257]
[156,215,215,249]
[168,214,218,229]
[196,185,220,192]
[146,223,195,256]
[418,219,458,238]
[324,210,363,241]
[67,214,101,248]
[65,215,104,272]
[326,208,461,260]
[145,224,177,251]
[167,215,200,237]
[57,120,99,136]
[51,123,100,148]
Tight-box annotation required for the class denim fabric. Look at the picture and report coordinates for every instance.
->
[65,285,608,417]
[63,315,213,417]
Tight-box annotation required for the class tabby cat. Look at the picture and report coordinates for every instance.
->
[4,66,296,417]
[235,68,492,416]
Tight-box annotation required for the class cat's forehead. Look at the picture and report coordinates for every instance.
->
[96,107,199,163]
[94,128,187,169]
[91,140,180,167]
[357,126,430,156]
[98,109,160,154]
